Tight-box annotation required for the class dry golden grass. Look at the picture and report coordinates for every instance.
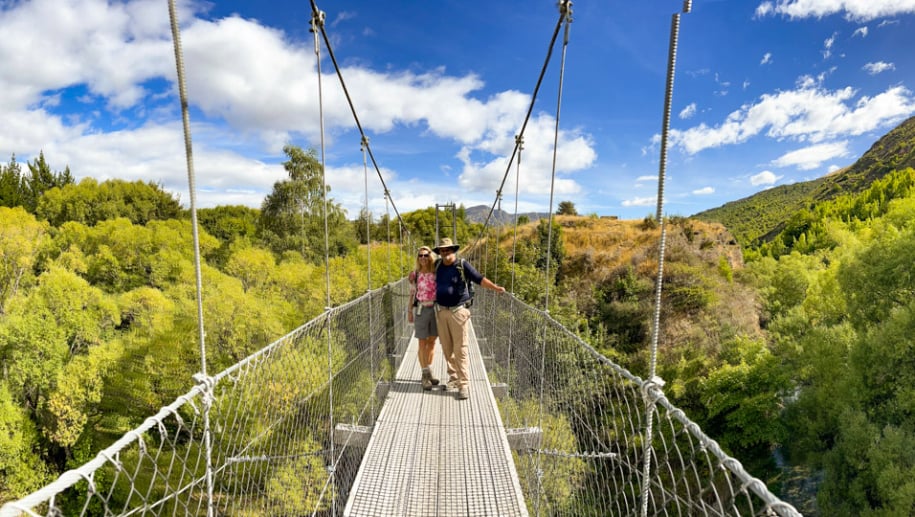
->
[478,214,762,357]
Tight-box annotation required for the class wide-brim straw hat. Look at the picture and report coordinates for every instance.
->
[433,237,460,253]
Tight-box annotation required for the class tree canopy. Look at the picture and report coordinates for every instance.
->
[556,200,578,215]
[258,145,355,260]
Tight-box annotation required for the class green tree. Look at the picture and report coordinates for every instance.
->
[402,208,437,246]
[44,341,122,449]
[24,152,73,213]
[354,207,374,245]
[225,244,276,293]
[700,336,787,456]
[373,213,397,243]
[50,218,218,292]
[0,155,27,208]
[839,224,915,327]
[197,205,260,267]
[556,200,578,215]
[258,145,355,260]
[0,381,50,500]
[37,178,182,226]
[0,207,49,314]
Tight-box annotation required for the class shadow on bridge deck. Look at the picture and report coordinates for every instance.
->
[344,323,529,516]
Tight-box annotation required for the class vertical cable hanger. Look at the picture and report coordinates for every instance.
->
[165,2,214,515]
[640,2,692,516]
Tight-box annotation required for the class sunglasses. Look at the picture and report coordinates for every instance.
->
[418,254,430,258]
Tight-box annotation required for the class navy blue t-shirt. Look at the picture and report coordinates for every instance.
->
[435,258,484,307]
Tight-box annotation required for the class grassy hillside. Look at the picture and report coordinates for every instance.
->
[471,214,795,489]
[694,115,915,246]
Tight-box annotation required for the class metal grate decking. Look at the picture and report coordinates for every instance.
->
[344,323,528,516]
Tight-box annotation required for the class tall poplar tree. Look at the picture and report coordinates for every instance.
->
[258,145,355,261]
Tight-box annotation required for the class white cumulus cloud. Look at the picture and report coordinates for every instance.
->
[863,61,895,74]
[692,187,715,195]
[761,52,773,65]
[622,196,656,207]
[666,78,915,155]
[679,103,697,119]
[771,141,850,170]
[755,0,915,21]
[750,170,781,186]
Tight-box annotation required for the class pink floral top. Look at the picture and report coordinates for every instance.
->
[412,271,436,303]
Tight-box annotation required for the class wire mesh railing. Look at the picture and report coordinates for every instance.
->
[3,276,800,516]
[0,281,412,517]
[472,287,801,517]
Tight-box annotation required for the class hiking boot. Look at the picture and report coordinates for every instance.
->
[421,370,433,391]
[429,373,440,386]
[446,378,459,391]
[457,386,470,400]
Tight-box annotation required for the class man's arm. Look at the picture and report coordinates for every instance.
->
[463,259,505,293]
[480,277,505,293]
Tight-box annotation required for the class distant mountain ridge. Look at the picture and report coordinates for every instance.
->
[464,204,550,225]
[693,115,915,246]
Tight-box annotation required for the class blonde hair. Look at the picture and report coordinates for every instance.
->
[414,246,437,275]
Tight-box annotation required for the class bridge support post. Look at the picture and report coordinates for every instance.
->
[334,424,373,448]
[506,427,542,452]
[375,381,391,399]
[490,382,509,400]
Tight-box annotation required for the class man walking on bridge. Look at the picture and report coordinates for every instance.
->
[433,238,505,400]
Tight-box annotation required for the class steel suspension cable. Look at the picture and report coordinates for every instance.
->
[509,135,523,297]
[309,9,339,515]
[535,3,573,514]
[385,191,392,284]
[399,220,408,278]
[308,0,411,245]
[363,136,372,291]
[541,0,572,322]
[362,135,377,422]
[470,4,573,247]
[165,2,214,515]
[506,134,524,397]
[641,2,691,517]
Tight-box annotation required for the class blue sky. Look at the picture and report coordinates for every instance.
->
[1,0,914,220]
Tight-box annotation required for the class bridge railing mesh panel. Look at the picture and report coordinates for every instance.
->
[0,280,413,517]
[472,287,801,517]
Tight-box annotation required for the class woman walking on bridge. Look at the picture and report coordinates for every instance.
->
[408,245,441,390]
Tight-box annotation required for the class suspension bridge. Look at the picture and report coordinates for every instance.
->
[0,283,800,516]
[1,0,803,515]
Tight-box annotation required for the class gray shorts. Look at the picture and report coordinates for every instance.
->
[414,305,438,339]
